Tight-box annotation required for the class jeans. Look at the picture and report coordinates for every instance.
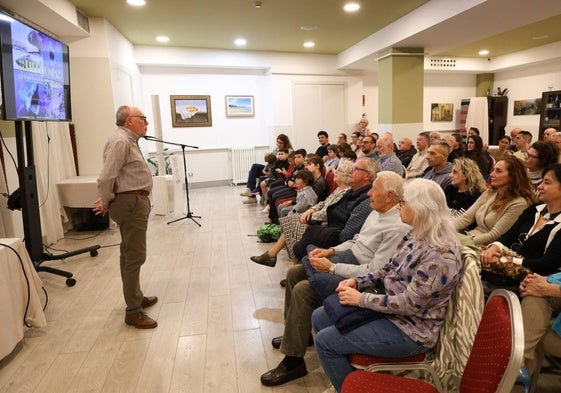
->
[312,306,427,392]
[302,247,359,301]
[246,163,264,190]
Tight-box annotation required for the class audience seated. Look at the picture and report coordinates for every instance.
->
[396,137,417,167]
[489,135,512,162]
[259,148,290,205]
[513,130,532,160]
[312,179,462,392]
[292,158,378,261]
[258,170,408,387]
[359,135,378,160]
[356,117,371,136]
[250,161,354,267]
[376,134,405,176]
[277,169,317,219]
[543,127,558,141]
[325,144,340,172]
[451,132,465,158]
[263,149,306,212]
[350,131,361,154]
[455,156,536,245]
[480,163,561,276]
[444,157,486,217]
[464,134,491,178]
[316,130,330,161]
[430,131,441,144]
[443,134,460,162]
[406,132,430,178]
[303,171,411,300]
[424,140,453,189]
[517,273,561,385]
[240,134,292,199]
[524,141,560,190]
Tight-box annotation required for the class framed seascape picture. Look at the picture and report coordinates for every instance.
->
[431,103,454,122]
[225,95,254,117]
[170,95,212,127]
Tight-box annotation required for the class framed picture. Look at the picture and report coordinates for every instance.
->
[170,95,212,127]
[513,98,541,116]
[225,95,254,117]
[431,103,454,122]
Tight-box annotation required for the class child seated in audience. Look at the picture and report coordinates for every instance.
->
[259,148,290,203]
[277,169,317,218]
[325,144,340,172]
[253,152,277,194]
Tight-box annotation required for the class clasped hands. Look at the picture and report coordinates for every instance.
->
[308,247,335,273]
[335,278,362,306]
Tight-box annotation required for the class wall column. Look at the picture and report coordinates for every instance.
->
[377,48,424,138]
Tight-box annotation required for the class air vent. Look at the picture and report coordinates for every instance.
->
[429,58,456,68]
[76,8,89,33]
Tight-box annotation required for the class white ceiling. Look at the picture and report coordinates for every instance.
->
[2,0,561,72]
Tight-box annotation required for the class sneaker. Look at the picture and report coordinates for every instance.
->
[260,197,267,206]
[240,188,253,197]
[242,196,257,204]
[262,205,270,213]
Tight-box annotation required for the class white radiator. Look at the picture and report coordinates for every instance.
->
[230,147,254,185]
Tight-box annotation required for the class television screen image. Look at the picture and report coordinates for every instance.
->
[0,11,71,121]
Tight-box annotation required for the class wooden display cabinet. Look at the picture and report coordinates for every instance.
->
[539,90,561,139]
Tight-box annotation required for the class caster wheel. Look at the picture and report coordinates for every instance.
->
[90,250,98,257]
[66,278,76,287]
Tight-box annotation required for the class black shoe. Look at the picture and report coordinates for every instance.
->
[250,252,277,267]
[260,361,307,386]
[271,335,314,350]
[280,279,287,287]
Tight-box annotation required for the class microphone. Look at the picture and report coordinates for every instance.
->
[143,135,158,141]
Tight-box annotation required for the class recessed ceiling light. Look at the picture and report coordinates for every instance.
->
[533,35,549,40]
[126,0,146,6]
[303,41,315,48]
[478,50,489,56]
[343,2,361,12]
[156,35,169,43]
[234,38,247,46]
[300,25,318,31]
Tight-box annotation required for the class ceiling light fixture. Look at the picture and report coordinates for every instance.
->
[532,35,549,40]
[343,2,361,12]
[303,41,315,48]
[156,35,169,43]
[300,25,318,31]
[234,38,247,46]
[478,50,489,56]
[126,0,146,6]
[254,1,263,8]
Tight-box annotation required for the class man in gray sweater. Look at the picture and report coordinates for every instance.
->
[303,171,411,299]
[259,171,410,387]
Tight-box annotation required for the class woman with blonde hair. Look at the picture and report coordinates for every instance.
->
[312,179,461,392]
[444,157,486,217]
[455,156,536,244]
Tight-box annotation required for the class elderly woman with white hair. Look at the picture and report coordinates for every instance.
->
[311,179,462,393]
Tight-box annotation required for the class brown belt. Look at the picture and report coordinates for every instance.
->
[117,190,150,196]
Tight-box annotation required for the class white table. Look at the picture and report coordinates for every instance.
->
[0,238,47,360]
[56,176,99,208]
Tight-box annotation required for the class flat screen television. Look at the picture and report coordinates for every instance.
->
[0,10,71,121]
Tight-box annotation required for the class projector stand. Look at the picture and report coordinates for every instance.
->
[16,121,100,286]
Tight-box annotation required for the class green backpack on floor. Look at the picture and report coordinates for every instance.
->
[256,223,282,242]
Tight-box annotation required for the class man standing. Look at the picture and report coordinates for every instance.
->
[396,137,417,167]
[424,140,453,189]
[376,134,405,176]
[94,105,158,329]
[406,132,430,178]
[259,171,409,387]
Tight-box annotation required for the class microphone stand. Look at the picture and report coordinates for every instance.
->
[144,135,201,226]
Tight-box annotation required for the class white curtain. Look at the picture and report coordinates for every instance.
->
[32,122,76,244]
[465,97,489,144]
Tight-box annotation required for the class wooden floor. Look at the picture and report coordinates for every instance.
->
[1,185,560,393]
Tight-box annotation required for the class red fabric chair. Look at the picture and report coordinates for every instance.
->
[341,289,524,393]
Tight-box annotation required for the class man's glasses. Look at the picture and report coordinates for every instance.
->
[511,232,528,253]
[129,115,147,121]
[350,166,369,174]
[526,153,540,160]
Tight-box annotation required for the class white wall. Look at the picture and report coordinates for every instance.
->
[495,60,561,140]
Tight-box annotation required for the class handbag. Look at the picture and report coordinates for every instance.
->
[480,246,533,286]
[323,282,385,334]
